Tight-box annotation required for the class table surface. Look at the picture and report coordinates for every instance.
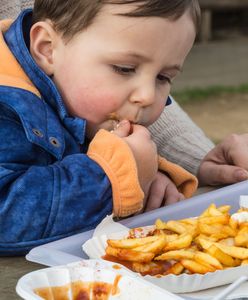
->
[1,256,44,299]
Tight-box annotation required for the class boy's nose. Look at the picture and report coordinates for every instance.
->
[130,84,156,106]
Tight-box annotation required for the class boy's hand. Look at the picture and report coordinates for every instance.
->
[143,171,185,212]
[113,120,158,192]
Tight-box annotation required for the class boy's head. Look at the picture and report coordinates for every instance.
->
[30,1,200,139]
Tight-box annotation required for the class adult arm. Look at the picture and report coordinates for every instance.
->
[0,0,33,19]
[149,98,214,175]
[150,99,248,187]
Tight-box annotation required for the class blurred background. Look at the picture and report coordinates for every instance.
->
[171,0,248,144]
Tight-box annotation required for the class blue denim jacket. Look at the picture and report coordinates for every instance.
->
[0,10,113,255]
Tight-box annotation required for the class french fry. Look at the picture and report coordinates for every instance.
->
[213,243,248,260]
[194,251,223,270]
[198,215,229,225]
[241,259,248,265]
[133,234,167,254]
[165,220,189,234]
[199,223,236,237]
[200,203,217,217]
[106,246,154,262]
[218,205,231,214]
[107,235,159,249]
[180,259,215,274]
[155,250,195,261]
[229,217,238,231]
[239,222,248,229]
[163,233,193,251]
[165,262,184,275]
[235,227,248,247]
[219,237,235,246]
[164,234,179,243]
[199,238,248,260]
[132,261,166,275]
[180,218,198,226]
[205,245,235,267]
[155,218,167,230]
[199,223,223,235]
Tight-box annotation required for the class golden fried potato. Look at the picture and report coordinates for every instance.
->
[155,219,167,230]
[106,246,154,262]
[194,251,223,270]
[180,259,215,274]
[165,262,184,275]
[165,220,189,234]
[133,234,167,254]
[107,235,158,249]
[205,245,235,267]
[218,205,231,214]
[163,233,193,251]
[198,215,229,225]
[235,227,248,247]
[155,250,195,261]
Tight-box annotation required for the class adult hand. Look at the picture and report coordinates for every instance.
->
[197,134,248,186]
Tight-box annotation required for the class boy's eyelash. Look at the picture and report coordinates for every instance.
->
[112,65,135,75]
[112,65,172,84]
[157,74,172,84]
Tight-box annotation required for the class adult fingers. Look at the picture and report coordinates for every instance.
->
[198,162,248,186]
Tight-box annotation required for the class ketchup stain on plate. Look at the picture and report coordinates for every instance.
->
[34,276,121,300]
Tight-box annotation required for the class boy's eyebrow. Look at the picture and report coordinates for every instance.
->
[110,51,182,71]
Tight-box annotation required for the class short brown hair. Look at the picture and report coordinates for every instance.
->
[33,0,201,41]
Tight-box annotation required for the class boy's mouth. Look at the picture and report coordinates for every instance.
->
[107,112,137,132]
[108,112,120,131]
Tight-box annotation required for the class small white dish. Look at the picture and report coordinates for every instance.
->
[16,259,183,299]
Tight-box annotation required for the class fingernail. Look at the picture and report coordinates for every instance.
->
[234,170,248,181]
[118,120,129,126]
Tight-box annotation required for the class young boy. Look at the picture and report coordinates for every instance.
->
[0,0,198,255]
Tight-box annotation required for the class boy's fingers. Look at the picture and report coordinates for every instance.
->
[112,120,131,137]
[131,124,152,138]
[163,184,183,206]
[144,180,183,212]
[144,180,164,212]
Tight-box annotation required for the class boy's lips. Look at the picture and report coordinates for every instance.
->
[107,112,141,132]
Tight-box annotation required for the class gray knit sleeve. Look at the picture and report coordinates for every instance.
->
[0,0,33,19]
[149,97,214,175]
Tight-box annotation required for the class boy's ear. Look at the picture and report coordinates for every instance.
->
[30,21,58,76]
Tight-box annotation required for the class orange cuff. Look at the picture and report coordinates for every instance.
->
[87,129,144,217]
[158,155,198,198]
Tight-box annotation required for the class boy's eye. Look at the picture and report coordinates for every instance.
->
[112,65,135,75]
[157,73,172,84]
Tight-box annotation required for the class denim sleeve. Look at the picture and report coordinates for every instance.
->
[0,117,113,255]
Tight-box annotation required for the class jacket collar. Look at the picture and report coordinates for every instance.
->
[3,9,86,145]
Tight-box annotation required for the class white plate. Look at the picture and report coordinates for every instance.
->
[16,259,183,300]
[82,226,248,294]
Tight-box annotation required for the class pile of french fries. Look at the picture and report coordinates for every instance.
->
[105,204,248,276]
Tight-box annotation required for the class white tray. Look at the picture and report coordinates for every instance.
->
[26,181,248,299]
[17,260,184,300]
